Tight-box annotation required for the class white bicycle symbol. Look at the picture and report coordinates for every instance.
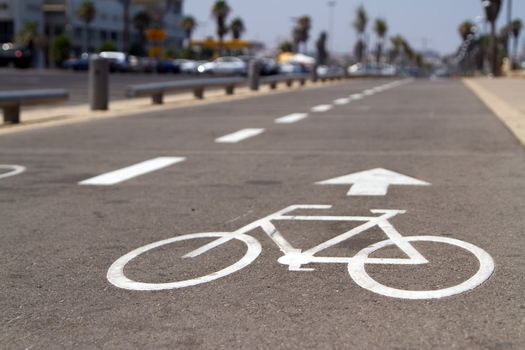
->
[107,205,494,299]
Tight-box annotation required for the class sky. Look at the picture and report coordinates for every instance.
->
[184,0,525,55]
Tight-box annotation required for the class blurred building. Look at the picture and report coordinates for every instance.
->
[0,0,185,54]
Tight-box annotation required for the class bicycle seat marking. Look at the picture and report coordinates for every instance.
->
[107,205,495,300]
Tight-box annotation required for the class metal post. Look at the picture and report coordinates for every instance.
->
[248,60,261,91]
[194,88,204,99]
[89,57,109,110]
[225,85,235,95]
[311,63,319,83]
[2,105,20,124]
[152,93,163,105]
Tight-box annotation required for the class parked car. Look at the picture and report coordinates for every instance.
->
[0,43,32,68]
[156,59,180,74]
[278,63,309,74]
[99,51,129,72]
[348,63,397,77]
[63,52,92,71]
[197,56,247,75]
[316,65,345,77]
[128,56,156,73]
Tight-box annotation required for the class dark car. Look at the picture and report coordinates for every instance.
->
[0,43,32,68]
[156,59,180,74]
[63,53,92,71]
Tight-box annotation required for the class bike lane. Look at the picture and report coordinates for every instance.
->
[0,79,524,349]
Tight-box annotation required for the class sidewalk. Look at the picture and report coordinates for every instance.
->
[464,77,525,146]
[0,79,349,136]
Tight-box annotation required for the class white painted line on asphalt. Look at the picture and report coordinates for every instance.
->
[311,104,333,113]
[79,157,186,186]
[316,168,430,196]
[350,93,364,100]
[0,165,26,180]
[215,128,265,143]
[275,113,309,124]
[333,98,351,105]
[363,89,375,96]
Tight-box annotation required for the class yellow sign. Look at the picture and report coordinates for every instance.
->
[147,29,167,43]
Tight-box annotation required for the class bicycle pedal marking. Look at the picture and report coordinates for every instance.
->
[0,164,26,180]
[107,205,495,299]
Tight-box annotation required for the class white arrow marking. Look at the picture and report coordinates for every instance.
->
[316,168,430,196]
[79,157,185,186]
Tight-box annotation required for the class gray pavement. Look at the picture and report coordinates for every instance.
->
[1,78,524,349]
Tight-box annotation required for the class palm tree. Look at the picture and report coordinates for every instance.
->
[76,0,96,52]
[119,0,131,53]
[212,0,231,52]
[230,17,245,40]
[373,18,387,63]
[297,15,311,53]
[458,21,475,41]
[133,11,151,43]
[353,5,368,62]
[181,16,197,48]
[292,26,302,53]
[511,19,523,64]
[481,0,502,75]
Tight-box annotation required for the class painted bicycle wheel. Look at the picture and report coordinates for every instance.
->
[348,236,495,299]
[107,232,262,291]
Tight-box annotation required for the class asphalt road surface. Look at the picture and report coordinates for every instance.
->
[1,79,524,349]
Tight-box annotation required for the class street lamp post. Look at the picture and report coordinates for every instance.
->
[328,1,336,54]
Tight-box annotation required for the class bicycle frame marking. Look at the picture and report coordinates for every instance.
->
[184,205,428,270]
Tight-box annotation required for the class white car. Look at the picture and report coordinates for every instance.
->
[197,57,247,75]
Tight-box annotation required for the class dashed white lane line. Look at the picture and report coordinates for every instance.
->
[363,89,375,96]
[275,113,309,124]
[311,104,333,113]
[350,93,364,100]
[79,157,186,186]
[215,128,265,143]
[333,98,351,105]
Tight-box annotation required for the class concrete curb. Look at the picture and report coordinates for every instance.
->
[0,78,359,136]
[463,78,525,147]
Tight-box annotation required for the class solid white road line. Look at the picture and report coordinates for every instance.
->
[215,128,265,143]
[350,93,364,100]
[333,98,351,105]
[275,113,309,124]
[311,104,333,113]
[363,89,375,95]
[79,157,186,186]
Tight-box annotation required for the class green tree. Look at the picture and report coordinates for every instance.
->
[230,17,245,40]
[51,34,71,66]
[297,16,311,53]
[181,16,197,48]
[481,0,502,75]
[212,0,231,52]
[132,11,151,48]
[458,21,474,41]
[511,19,523,63]
[119,0,131,53]
[373,18,388,63]
[279,40,293,53]
[76,0,96,52]
[99,41,117,52]
[353,5,368,62]
[316,31,328,65]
